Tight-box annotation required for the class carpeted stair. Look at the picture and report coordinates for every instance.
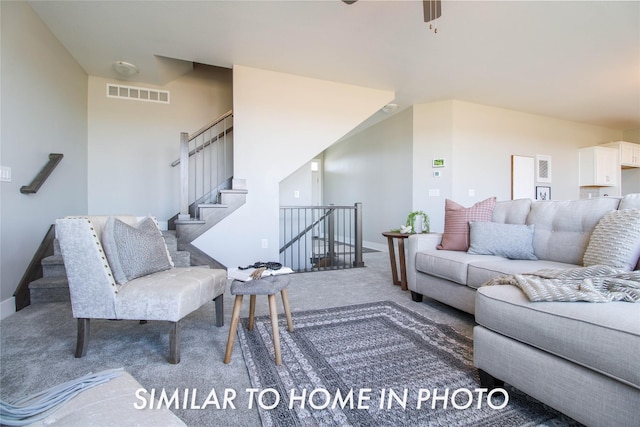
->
[28,230,193,305]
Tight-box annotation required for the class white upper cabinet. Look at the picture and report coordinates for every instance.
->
[579,146,619,186]
[604,141,640,168]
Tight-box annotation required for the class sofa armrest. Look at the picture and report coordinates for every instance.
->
[407,233,443,291]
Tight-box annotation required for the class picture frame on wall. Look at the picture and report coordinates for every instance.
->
[536,155,552,183]
[536,186,551,201]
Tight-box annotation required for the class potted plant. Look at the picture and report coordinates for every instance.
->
[406,211,430,234]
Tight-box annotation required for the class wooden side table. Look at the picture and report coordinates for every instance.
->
[382,231,410,291]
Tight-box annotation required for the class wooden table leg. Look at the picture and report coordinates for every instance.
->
[280,289,294,332]
[248,295,256,331]
[398,238,408,291]
[268,294,282,365]
[386,236,400,286]
[224,294,244,364]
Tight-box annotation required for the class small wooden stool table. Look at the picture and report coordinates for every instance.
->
[224,275,294,365]
[382,231,410,291]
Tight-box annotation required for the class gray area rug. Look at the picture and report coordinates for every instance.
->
[238,301,579,427]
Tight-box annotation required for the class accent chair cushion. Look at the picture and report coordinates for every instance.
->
[437,197,497,251]
[103,216,173,284]
[583,209,640,270]
[468,221,537,260]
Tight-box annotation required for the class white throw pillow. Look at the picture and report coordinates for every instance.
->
[583,209,640,270]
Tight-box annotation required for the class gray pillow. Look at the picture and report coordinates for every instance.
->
[467,221,537,260]
[102,216,173,284]
[583,209,640,270]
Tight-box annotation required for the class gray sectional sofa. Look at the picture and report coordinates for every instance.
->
[407,194,640,427]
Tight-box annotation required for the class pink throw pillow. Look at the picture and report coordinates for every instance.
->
[437,197,497,251]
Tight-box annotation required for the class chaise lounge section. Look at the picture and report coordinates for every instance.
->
[407,194,640,427]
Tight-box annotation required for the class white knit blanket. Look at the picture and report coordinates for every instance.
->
[485,265,640,303]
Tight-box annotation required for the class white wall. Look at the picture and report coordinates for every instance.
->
[412,101,455,234]
[324,107,413,247]
[413,100,623,232]
[279,160,316,207]
[87,65,232,221]
[193,65,394,268]
[0,1,88,314]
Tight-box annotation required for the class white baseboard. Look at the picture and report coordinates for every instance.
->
[0,297,16,320]
[363,240,388,253]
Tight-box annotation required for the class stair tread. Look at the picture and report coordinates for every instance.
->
[175,219,206,225]
[220,189,248,194]
[41,255,64,265]
[29,276,68,289]
[198,204,228,208]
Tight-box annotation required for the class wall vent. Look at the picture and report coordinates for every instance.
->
[106,84,170,104]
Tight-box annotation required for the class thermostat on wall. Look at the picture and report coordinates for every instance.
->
[432,158,445,168]
[433,171,441,177]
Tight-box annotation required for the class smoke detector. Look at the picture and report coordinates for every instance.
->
[381,103,398,113]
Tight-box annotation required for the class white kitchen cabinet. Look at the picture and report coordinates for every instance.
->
[579,146,619,187]
[604,141,640,167]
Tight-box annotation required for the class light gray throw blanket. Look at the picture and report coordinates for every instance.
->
[485,265,640,303]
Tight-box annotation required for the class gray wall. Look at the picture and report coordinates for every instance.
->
[323,107,413,248]
[1,2,88,308]
[87,65,233,221]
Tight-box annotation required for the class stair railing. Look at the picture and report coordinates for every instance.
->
[279,203,364,272]
[13,224,57,310]
[172,110,233,220]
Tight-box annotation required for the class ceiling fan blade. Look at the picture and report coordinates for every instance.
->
[423,0,442,23]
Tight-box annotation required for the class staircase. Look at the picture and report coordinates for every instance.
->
[171,110,247,244]
[19,111,245,308]
[28,231,195,305]
[174,178,247,244]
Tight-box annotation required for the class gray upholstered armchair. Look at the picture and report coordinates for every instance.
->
[55,215,226,364]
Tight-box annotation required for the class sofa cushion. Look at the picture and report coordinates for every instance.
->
[491,198,532,225]
[103,216,173,284]
[468,222,537,260]
[526,197,620,264]
[467,259,580,289]
[475,285,640,389]
[437,197,497,251]
[619,193,640,210]
[583,209,640,270]
[415,250,505,285]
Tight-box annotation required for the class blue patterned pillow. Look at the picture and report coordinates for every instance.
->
[102,216,173,284]
[467,221,537,260]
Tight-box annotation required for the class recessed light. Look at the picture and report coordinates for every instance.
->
[112,61,139,77]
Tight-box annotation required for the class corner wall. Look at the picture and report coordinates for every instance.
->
[193,65,394,267]
[324,107,413,248]
[0,1,88,316]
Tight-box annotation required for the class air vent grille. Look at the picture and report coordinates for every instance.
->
[106,84,170,104]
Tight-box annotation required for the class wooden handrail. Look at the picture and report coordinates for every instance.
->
[20,153,64,194]
[188,110,232,141]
